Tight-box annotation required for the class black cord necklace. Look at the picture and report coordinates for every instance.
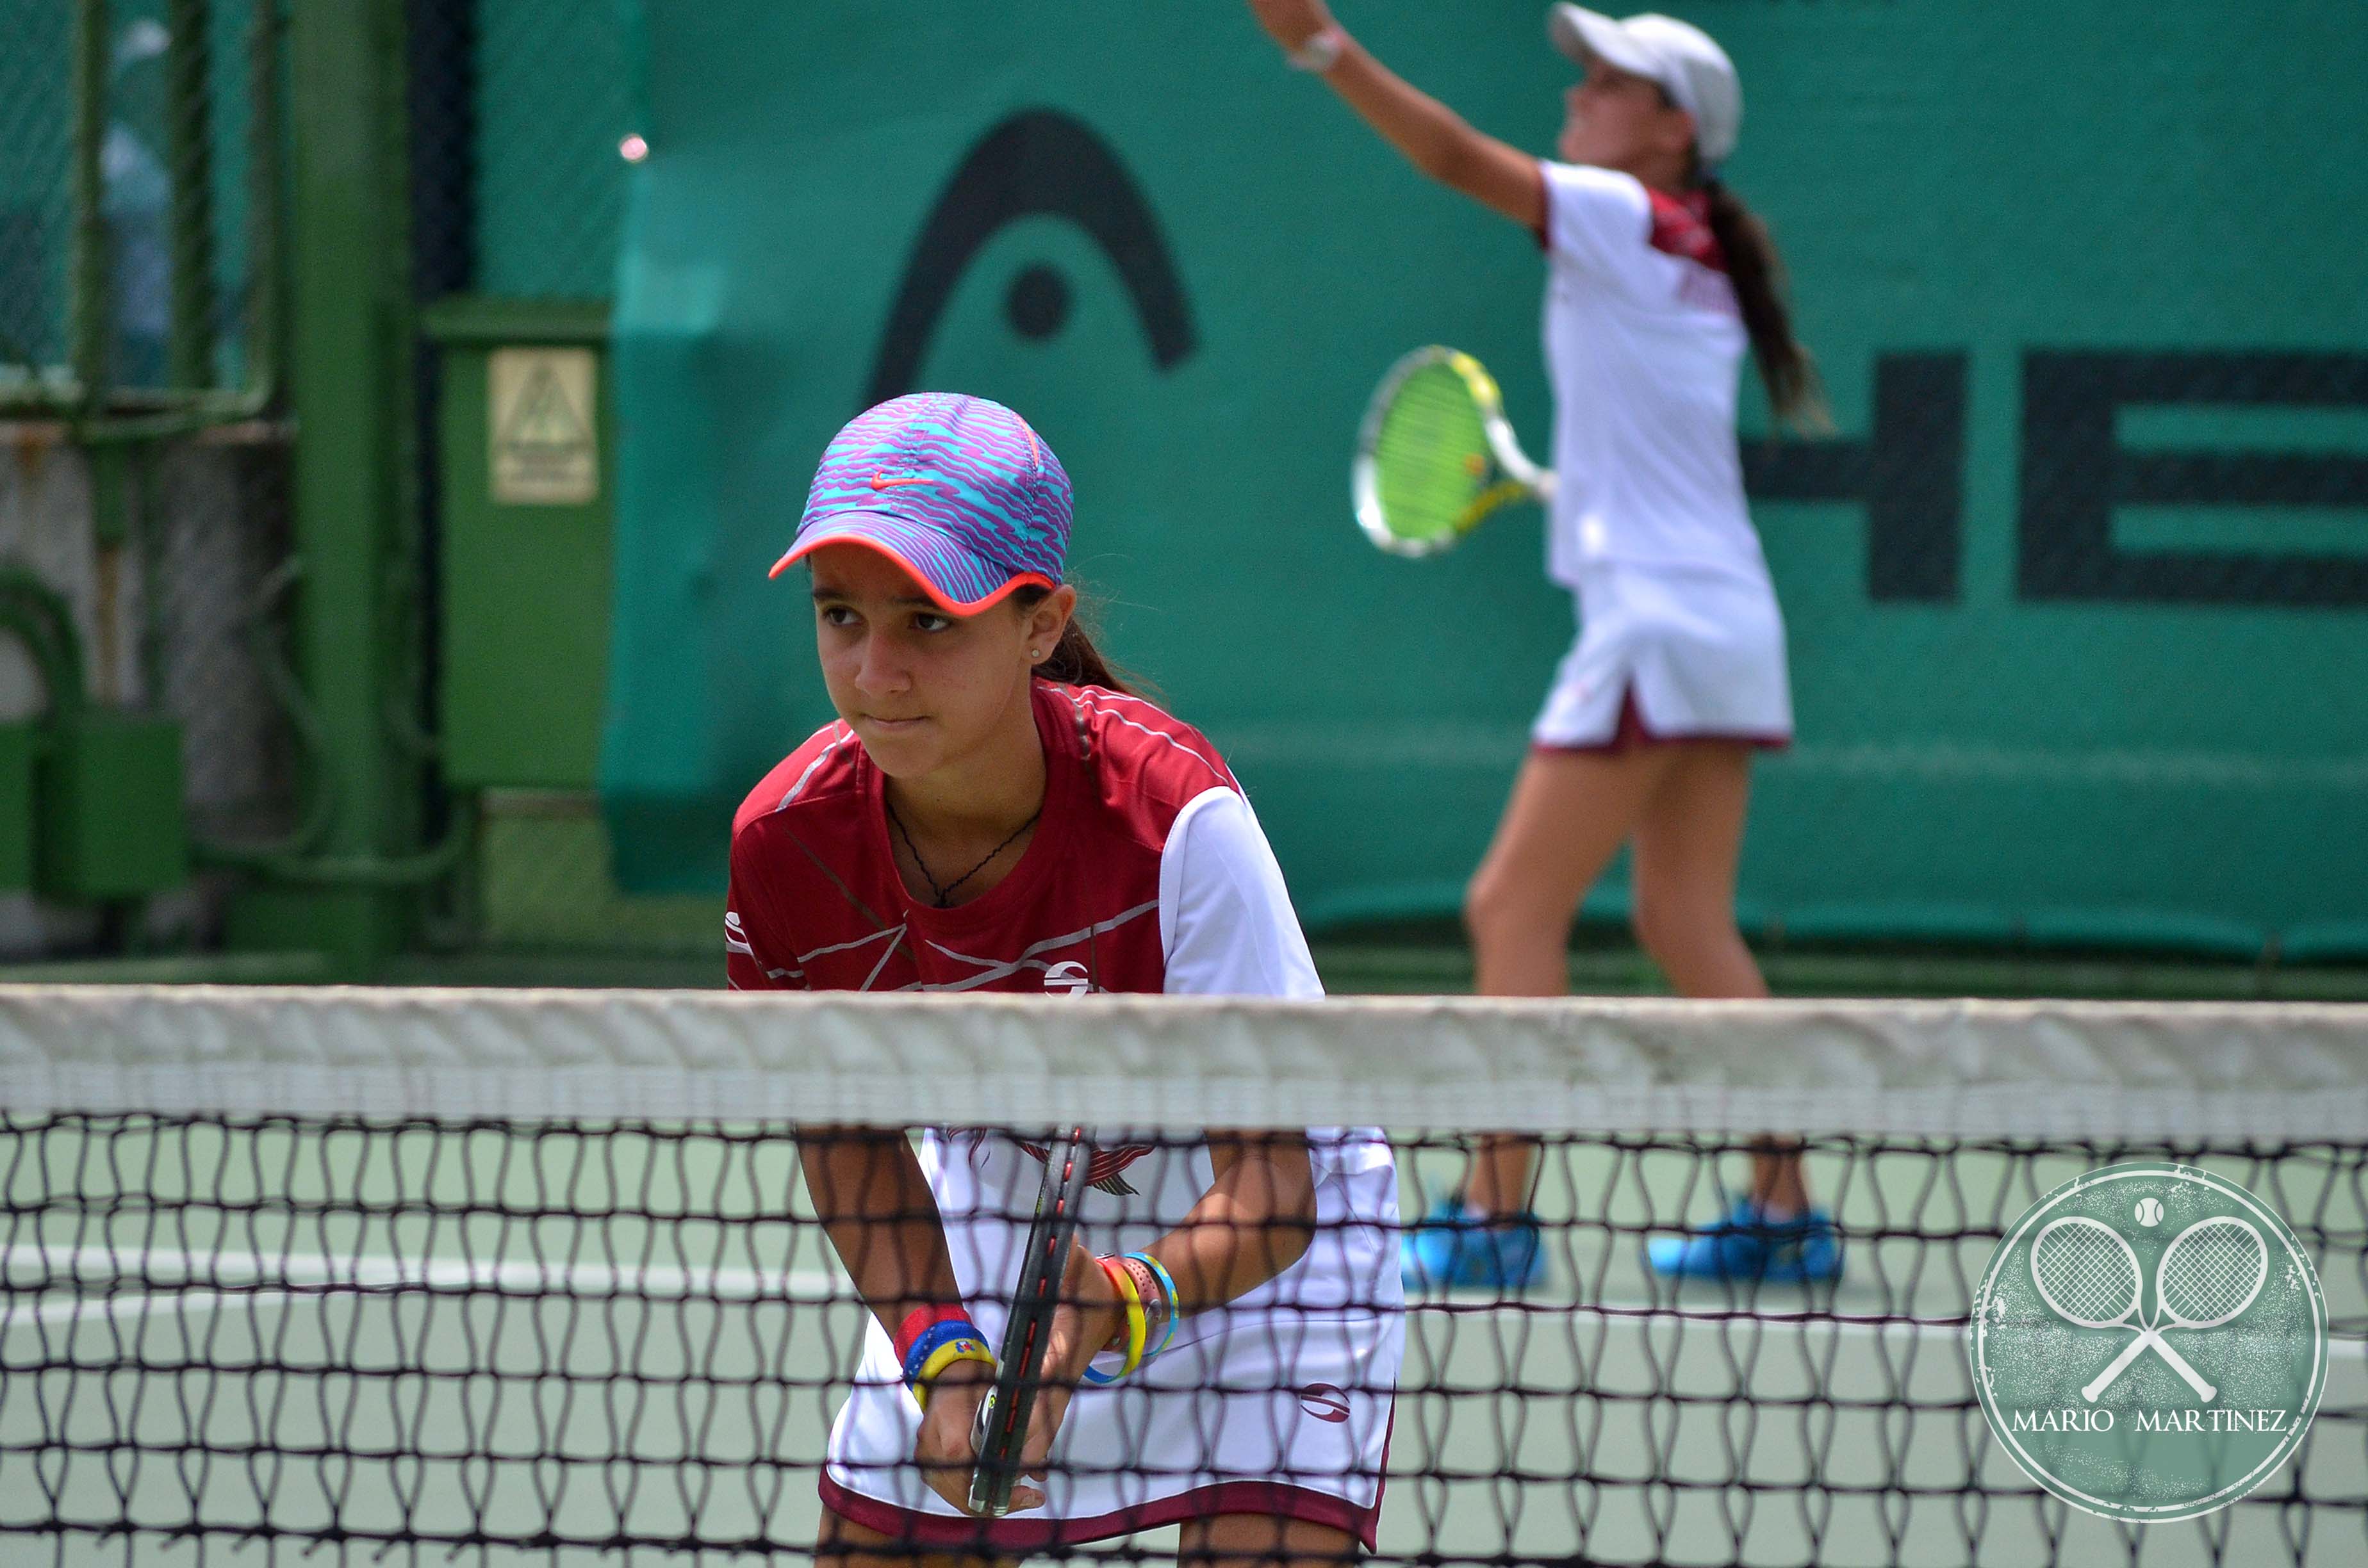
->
[885,795,1040,908]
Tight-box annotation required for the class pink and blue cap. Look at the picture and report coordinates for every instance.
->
[771,393,1071,614]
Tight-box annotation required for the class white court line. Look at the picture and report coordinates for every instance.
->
[10,1244,2362,1359]
[2,1243,844,1332]
[1413,1294,1978,1341]
[1415,1295,2368,1355]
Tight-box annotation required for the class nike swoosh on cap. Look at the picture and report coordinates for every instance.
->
[870,471,932,489]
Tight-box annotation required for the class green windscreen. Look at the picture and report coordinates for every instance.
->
[603,3,2368,958]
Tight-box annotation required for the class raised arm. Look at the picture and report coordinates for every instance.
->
[1247,0,1543,229]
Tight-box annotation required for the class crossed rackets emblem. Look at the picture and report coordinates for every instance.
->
[2030,1214,2271,1403]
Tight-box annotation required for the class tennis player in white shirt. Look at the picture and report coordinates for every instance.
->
[1246,3,1841,1289]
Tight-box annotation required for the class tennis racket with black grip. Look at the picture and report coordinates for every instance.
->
[968,1125,1095,1516]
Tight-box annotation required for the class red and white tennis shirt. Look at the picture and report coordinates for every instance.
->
[727,679,1317,1001]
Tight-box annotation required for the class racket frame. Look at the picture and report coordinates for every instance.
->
[2155,1215,2271,1327]
[2078,1215,2270,1404]
[2030,1215,2145,1330]
[968,1125,1095,1517]
[1353,346,1555,557]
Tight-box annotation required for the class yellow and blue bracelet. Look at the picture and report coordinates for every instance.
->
[903,1319,995,1409]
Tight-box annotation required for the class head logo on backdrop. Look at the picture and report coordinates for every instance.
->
[607,7,2368,940]
[1969,1162,2328,1523]
[862,108,1197,407]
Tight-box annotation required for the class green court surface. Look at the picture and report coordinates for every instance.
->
[6,1120,2362,1565]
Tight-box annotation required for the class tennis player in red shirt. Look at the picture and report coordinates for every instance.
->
[728,393,1402,1565]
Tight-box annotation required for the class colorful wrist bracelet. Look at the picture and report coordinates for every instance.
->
[901,1319,987,1388]
[1081,1255,1147,1385]
[910,1337,996,1410]
[1115,1257,1168,1350]
[893,1303,972,1368]
[1124,1252,1182,1362]
[1109,1255,1149,1370]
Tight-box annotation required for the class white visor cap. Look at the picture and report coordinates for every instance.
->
[1549,6,1741,170]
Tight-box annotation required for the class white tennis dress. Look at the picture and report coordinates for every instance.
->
[1531,161,1793,750]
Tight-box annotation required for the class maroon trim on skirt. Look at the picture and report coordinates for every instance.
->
[818,1473,1382,1553]
[1534,689,1789,756]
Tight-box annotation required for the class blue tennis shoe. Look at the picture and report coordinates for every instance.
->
[1400,1197,1549,1292]
[1646,1199,1843,1284]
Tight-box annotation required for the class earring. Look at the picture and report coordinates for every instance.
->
[1031,649,1046,661]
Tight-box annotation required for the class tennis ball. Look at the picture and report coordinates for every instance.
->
[2134,1196,2164,1227]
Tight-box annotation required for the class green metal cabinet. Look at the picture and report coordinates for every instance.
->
[37,712,187,900]
[425,297,613,790]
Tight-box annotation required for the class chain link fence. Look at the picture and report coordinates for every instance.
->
[0,4,74,384]
[0,0,293,963]
[0,425,297,959]
[0,0,275,408]
[407,0,631,309]
[404,0,678,979]
[471,0,630,300]
[0,0,646,973]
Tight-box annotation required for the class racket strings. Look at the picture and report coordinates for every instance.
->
[2035,1225,2141,1322]
[1374,366,1491,541]
[2160,1224,2267,1322]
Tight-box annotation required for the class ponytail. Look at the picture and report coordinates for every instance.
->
[1013,583,1140,696]
[1701,177,1829,434]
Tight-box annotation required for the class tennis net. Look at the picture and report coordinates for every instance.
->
[3,988,2363,1565]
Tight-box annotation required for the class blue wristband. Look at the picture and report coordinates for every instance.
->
[901,1319,984,1387]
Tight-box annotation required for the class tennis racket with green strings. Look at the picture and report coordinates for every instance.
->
[1353,347,1556,556]
[969,1126,1095,1516]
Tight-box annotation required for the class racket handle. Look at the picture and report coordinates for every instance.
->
[969,1380,1024,1515]
[2082,1326,2217,1403]
[2082,1330,2155,1403]
[2149,1332,2218,1403]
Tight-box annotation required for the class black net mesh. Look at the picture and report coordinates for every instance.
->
[5,1111,2362,1566]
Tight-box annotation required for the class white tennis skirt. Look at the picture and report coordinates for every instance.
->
[818,1136,1403,1553]
[1531,562,1793,750]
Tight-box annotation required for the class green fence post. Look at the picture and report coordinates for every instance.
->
[70,0,110,405]
[227,0,416,974]
[164,0,216,391]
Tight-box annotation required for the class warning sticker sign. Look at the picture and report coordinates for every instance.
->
[489,347,598,505]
